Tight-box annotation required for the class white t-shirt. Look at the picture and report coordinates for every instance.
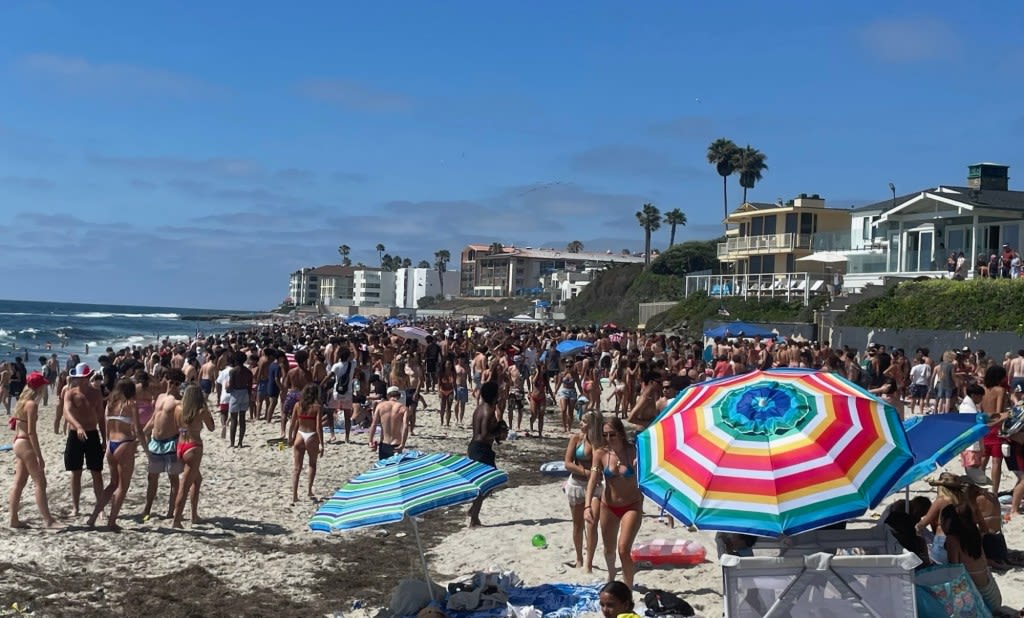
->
[216,367,232,405]
[958,397,979,414]
[329,359,355,404]
[909,363,931,386]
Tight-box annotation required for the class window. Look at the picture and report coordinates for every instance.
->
[750,217,763,236]
[763,215,777,235]
[785,214,796,234]
[862,218,872,241]
[800,213,814,235]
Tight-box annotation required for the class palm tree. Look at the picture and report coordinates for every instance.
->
[706,138,741,221]
[663,209,688,247]
[635,203,661,267]
[434,249,451,299]
[337,244,351,267]
[489,242,504,255]
[417,260,430,268]
[735,145,768,205]
[375,243,385,266]
[401,258,412,268]
[566,240,584,253]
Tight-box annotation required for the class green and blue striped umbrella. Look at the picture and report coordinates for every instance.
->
[309,451,508,533]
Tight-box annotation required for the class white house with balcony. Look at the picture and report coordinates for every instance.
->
[842,162,1024,291]
[395,267,460,309]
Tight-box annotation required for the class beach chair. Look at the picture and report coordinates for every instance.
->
[809,280,825,294]
[721,551,920,618]
[746,526,904,557]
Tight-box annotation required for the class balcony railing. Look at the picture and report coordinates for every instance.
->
[717,233,813,258]
[684,272,829,306]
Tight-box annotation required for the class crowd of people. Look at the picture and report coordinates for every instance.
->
[7,316,1024,607]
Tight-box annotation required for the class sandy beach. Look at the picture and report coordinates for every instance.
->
[5,390,1024,617]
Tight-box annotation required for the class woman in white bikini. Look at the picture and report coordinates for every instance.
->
[7,371,59,529]
[88,378,145,530]
[289,383,324,504]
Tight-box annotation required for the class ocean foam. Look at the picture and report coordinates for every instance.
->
[74,312,181,319]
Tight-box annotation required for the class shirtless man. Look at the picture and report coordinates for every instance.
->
[471,347,488,401]
[454,356,470,426]
[199,353,218,402]
[61,363,105,517]
[142,368,184,519]
[368,386,409,460]
[467,381,507,527]
[1008,350,1024,393]
[254,348,273,421]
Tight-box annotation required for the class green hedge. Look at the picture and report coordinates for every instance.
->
[644,292,824,335]
[839,279,1024,331]
[564,264,685,326]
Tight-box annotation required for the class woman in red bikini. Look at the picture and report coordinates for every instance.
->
[88,378,144,530]
[7,371,59,529]
[438,359,456,427]
[289,383,324,504]
[529,365,548,437]
[584,416,643,589]
[172,385,215,529]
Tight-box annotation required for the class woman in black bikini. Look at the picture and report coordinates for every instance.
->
[289,383,324,504]
[88,378,144,530]
[585,416,643,589]
[7,371,58,529]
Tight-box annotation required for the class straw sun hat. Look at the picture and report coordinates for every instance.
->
[927,471,967,489]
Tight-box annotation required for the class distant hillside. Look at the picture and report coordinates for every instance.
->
[644,292,823,337]
[839,279,1024,331]
[564,264,685,326]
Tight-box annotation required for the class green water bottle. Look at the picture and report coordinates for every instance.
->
[531,533,547,549]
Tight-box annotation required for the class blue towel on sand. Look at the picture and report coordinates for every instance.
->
[444,583,601,618]
[0,444,12,453]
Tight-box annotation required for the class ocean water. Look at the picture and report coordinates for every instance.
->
[0,299,243,366]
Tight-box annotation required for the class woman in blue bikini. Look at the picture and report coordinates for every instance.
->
[585,416,644,589]
[88,378,144,530]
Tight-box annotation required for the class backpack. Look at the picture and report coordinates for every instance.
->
[334,361,353,395]
[643,590,694,617]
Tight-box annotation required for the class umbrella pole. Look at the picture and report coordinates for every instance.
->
[409,517,435,602]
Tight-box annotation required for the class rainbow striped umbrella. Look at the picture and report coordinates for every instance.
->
[637,368,913,537]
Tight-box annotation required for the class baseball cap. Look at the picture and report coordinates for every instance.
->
[387,386,401,396]
[69,362,92,378]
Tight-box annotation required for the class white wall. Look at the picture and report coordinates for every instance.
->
[353,270,396,307]
[396,268,459,308]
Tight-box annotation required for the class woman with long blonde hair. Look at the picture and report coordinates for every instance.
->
[7,372,59,528]
[172,385,215,529]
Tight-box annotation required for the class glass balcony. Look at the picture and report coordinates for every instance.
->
[717,234,813,258]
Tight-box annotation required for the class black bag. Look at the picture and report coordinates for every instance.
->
[643,590,694,617]
[334,361,352,395]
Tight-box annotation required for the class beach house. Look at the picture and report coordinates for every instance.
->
[841,162,1024,291]
[459,244,644,297]
[684,194,851,304]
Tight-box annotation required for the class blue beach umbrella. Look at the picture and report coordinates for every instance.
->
[309,452,508,595]
[703,321,774,339]
[384,317,403,327]
[889,413,992,493]
[346,315,369,326]
[556,340,591,355]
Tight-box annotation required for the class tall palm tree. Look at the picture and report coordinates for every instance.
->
[489,242,504,254]
[735,145,768,205]
[635,203,662,267]
[381,254,394,271]
[663,209,688,247]
[337,244,351,267]
[706,138,741,221]
[401,258,412,268]
[375,243,385,266]
[417,260,430,268]
[566,240,584,253]
[434,249,451,299]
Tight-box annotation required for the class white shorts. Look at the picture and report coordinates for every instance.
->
[565,475,602,506]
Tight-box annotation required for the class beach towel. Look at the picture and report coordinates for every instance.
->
[0,444,12,453]
[441,583,602,618]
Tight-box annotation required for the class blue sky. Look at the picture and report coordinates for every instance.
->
[2,1,1023,310]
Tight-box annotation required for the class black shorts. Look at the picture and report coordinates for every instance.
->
[545,370,559,380]
[467,440,496,467]
[378,442,397,461]
[9,382,24,399]
[353,395,367,405]
[65,430,104,472]
[425,360,438,374]
[983,532,1009,564]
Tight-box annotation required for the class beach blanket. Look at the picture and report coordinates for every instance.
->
[443,583,602,618]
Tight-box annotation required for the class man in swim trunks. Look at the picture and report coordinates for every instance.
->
[326,344,356,443]
[467,381,508,528]
[368,386,409,460]
[62,362,105,517]
[200,352,218,402]
[142,368,184,520]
